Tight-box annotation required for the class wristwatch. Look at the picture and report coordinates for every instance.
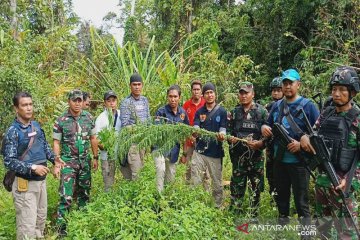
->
[31,164,37,172]
[93,155,99,160]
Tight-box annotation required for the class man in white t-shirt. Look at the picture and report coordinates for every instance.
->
[95,90,121,191]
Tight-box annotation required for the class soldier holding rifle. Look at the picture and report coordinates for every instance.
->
[301,66,360,239]
[261,69,319,229]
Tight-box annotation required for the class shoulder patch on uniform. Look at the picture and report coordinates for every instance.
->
[200,114,207,122]
[180,113,185,121]
[216,115,221,122]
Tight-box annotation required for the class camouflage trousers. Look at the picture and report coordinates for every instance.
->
[230,154,264,216]
[315,172,359,240]
[56,159,91,226]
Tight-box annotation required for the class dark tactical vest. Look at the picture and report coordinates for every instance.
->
[230,103,263,159]
[318,107,360,172]
[13,121,47,166]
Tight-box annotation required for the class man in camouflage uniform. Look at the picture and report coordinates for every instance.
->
[227,82,268,217]
[265,77,284,112]
[264,77,283,197]
[301,66,360,239]
[53,89,98,235]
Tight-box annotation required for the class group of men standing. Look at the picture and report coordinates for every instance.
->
[2,66,360,239]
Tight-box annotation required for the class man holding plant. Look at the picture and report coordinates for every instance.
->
[227,82,268,217]
[152,85,189,192]
[95,90,121,192]
[119,73,151,180]
[191,82,227,208]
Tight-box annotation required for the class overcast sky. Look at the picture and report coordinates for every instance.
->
[72,0,124,43]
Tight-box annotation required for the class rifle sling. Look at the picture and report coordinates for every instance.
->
[281,101,304,138]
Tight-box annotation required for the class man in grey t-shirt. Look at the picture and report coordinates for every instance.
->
[119,73,151,180]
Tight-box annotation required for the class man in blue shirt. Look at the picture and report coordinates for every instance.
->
[2,92,63,239]
[119,73,151,180]
[262,69,319,226]
[191,82,227,208]
[153,85,189,192]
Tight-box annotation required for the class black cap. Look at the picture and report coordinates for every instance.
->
[104,90,117,100]
[130,73,143,83]
[202,82,216,94]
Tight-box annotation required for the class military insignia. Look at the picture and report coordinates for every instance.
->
[200,114,207,122]
[180,113,185,121]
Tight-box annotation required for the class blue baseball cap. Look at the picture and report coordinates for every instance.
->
[281,69,301,81]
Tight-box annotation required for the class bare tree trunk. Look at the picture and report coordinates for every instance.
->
[187,0,194,33]
[130,0,136,16]
[9,0,17,39]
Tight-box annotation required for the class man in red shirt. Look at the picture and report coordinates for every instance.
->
[181,80,209,186]
[183,80,206,126]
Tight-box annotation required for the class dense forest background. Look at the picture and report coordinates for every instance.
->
[0,0,359,239]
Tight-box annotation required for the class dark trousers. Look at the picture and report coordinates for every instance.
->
[274,162,311,219]
[266,159,275,196]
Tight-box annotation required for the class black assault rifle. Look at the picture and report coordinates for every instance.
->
[274,112,360,238]
[272,123,313,168]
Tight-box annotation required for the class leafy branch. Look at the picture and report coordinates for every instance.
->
[116,121,247,160]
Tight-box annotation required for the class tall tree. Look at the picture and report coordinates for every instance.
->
[9,0,17,39]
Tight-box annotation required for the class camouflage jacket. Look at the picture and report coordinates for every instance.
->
[53,110,96,162]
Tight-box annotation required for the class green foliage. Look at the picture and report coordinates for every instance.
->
[97,110,117,159]
[65,161,238,239]
[116,121,231,161]
[63,159,300,239]
[86,29,198,114]
[0,0,359,238]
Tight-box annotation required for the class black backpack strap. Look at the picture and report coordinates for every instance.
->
[204,104,221,125]
[282,101,304,137]
[276,100,284,124]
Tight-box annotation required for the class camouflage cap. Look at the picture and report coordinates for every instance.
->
[239,81,254,92]
[68,89,83,100]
